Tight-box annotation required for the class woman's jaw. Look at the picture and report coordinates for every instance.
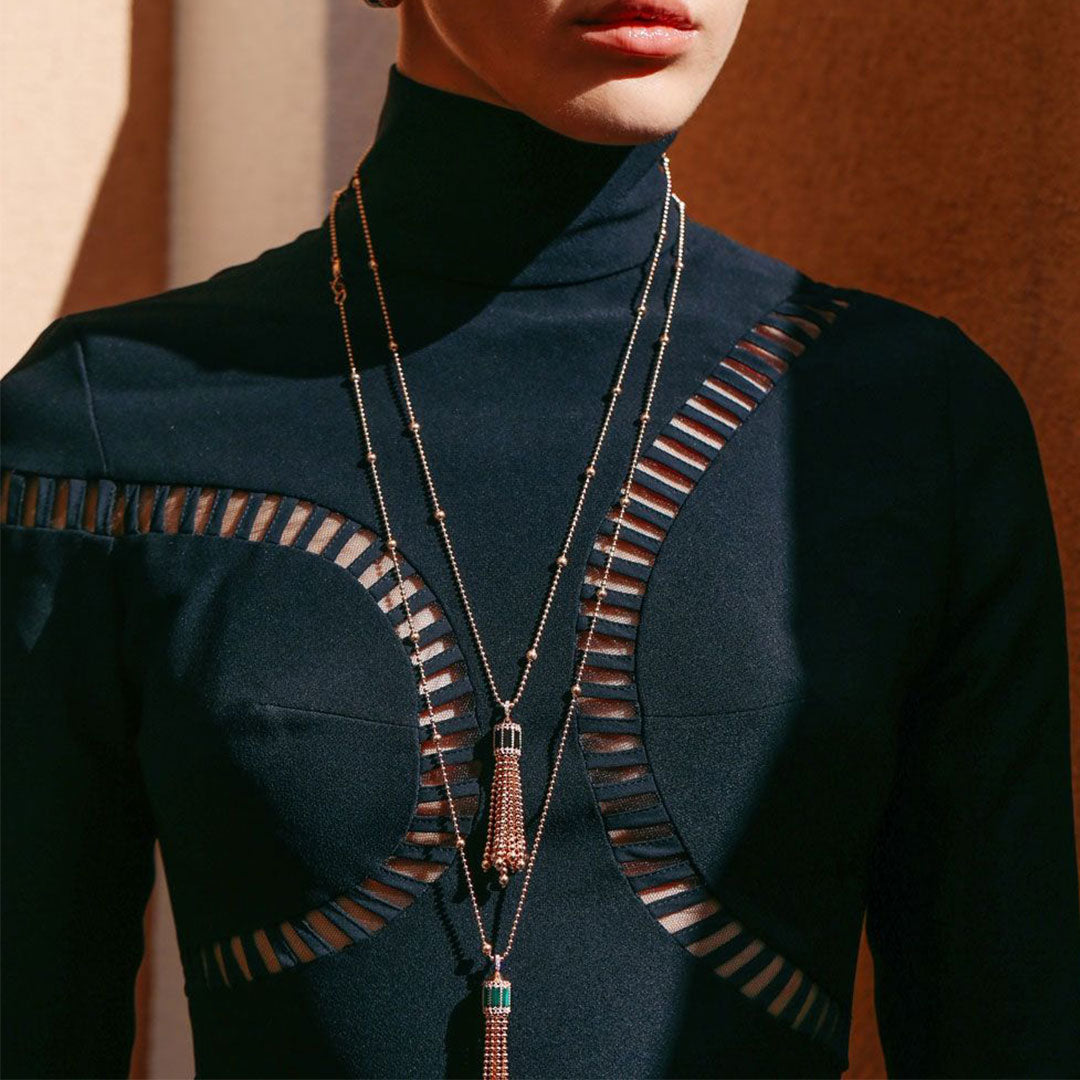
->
[394,0,750,145]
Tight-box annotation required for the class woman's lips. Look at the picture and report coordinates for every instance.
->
[574,20,697,57]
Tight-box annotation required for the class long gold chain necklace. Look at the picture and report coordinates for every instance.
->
[330,150,682,889]
[328,151,687,1080]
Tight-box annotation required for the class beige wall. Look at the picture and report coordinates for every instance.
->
[170,0,400,288]
[1,1,134,365]
[2,4,1076,1079]
[169,0,328,287]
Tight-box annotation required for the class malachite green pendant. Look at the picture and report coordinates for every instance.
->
[481,968,512,1080]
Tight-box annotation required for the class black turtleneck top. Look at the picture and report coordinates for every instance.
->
[2,64,1078,1080]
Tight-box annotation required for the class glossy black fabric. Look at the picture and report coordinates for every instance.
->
[3,63,1079,1079]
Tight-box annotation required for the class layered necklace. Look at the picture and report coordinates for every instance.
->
[328,148,687,1080]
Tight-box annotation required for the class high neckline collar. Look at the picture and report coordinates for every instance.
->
[335,63,680,289]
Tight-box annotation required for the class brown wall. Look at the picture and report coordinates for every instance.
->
[59,2,173,322]
[671,3,1078,1075]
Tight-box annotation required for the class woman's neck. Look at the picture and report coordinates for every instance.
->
[345,64,680,288]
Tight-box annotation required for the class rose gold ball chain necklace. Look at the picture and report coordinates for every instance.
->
[328,149,687,1080]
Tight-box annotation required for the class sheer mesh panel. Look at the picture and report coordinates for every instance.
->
[306,910,353,950]
[598,791,659,815]
[637,876,699,904]
[687,393,743,431]
[627,480,679,519]
[109,486,127,535]
[419,727,477,755]
[580,733,643,754]
[419,760,481,787]
[637,457,695,496]
[415,794,480,818]
[212,942,231,988]
[580,599,639,627]
[378,573,422,613]
[385,857,445,884]
[337,897,385,934]
[581,663,633,687]
[685,920,742,957]
[658,898,720,933]
[716,938,765,976]
[719,357,773,392]
[279,500,315,545]
[410,629,455,665]
[406,830,455,846]
[589,764,649,785]
[230,936,253,980]
[775,313,822,338]
[671,413,727,451]
[396,601,440,636]
[620,855,685,876]
[742,954,785,997]
[162,485,186,531]
[357,551,394,586]
[220,491,249,536]
[419,695,473,724]
[593,532,655,568]
[193,488,216,533]
[612,507,671,540]
[305,510,344,553]
[743,332,795,368]
[583,564,646,596]
[252,929,282,973]
[81,478,98,531]
[607,823,674,846]
[768,969,804,1015]
[575,631,635,657]
[359,879,415,908]
[20,474,39,526]
[702,375,756,411]
[248,492,281,540]
[279,922,315,962]
[577,698,638,720]
[51,478,69,529]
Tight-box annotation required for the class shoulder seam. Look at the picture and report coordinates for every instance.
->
[63,317,110,474]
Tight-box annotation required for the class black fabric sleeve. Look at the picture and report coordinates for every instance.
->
[864,317,1080,1077]
[1,320,157,1078]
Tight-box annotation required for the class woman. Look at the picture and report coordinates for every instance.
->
[2,1,1078,1077]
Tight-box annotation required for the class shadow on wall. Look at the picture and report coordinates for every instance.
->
[58,1,173,321]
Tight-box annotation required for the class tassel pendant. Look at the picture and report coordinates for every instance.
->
[482,715,526,887]
[482,960,512,1080]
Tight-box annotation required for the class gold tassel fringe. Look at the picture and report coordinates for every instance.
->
[482,717,526,886]
[482,966,511,1080]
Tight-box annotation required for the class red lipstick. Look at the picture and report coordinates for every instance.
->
[574,1,698,59]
